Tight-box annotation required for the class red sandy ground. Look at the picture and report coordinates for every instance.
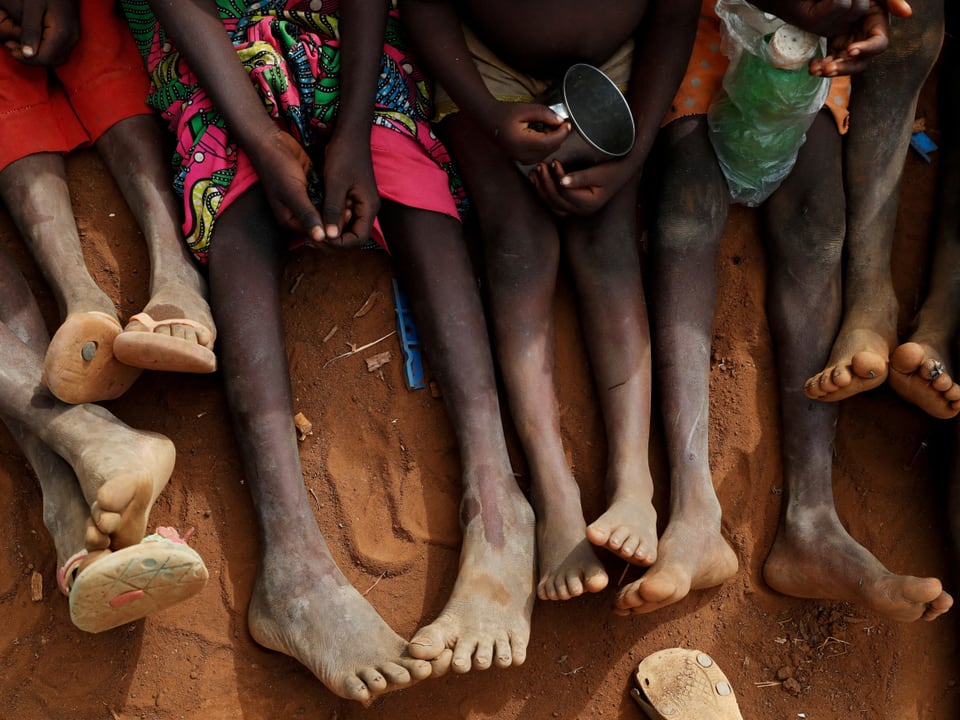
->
[1,76,958,719]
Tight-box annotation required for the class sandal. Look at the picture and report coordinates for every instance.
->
[631,648,744,720]
[59,527,208,633]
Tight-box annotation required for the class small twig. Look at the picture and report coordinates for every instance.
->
[617,562,631,586]
[308,487,322,513]
[354,290,380,318]
[362,572,386,596]
[561,666,584,676]
[289,271,305,294]
[904,440,928,470]
[754,681,782,688]
[817,636,850,652]
[323,330,396,368]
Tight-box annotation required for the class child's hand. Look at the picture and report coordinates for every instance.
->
[0,0,79,67]
[248,130,327,246]
[528,157,637,217]
[487,102,572,166]
[809,2,899,76]
[319,134,380,249]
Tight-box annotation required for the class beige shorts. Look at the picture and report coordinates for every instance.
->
[432,24,633,121]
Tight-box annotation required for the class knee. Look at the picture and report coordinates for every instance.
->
[653,186,727,258]
[765,196,845,270]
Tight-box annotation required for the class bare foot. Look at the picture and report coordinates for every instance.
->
[763,510,953,622]
[114,283,217,373]
[586,490,658,565]
[249,538,430,703]
[614,517,738,615]
[889,341,960,419]
[537,510,610,600]
[409,483,536,674]
[55,404,175,549]
[804,326,894,401]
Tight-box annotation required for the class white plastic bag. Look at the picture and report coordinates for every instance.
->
[707,0,831,206]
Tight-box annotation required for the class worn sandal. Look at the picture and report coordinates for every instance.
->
[60,527,208,633]
[113,312,217,374]
[43,311,142,404]
[631,648,744,720]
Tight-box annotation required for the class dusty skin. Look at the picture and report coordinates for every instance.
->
[409,480,537,673]
[613,514,739,616]
[803,328,892,401]
[43,403,175,551]
[889,341,960,418]
[247,523,431,704]
[763,507,953,623]
[2,79,960,718]
[586,478,660,566]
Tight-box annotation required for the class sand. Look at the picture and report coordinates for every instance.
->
[1,77,957,720]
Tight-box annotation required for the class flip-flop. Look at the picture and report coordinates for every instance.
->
[43,311,143,404]
[59,527,209,633]
[631,648,744,720]
[113,312,217,374]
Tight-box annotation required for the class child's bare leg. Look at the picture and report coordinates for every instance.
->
[889,19,960,418]
[763,114,952,622]
[562,179,657,565]
[0,246,172,552]
[95,115,216,373]
[806,1,944,401]
[615,117,738,615]
[0,249,99,565]
[207,189,430,703]
[442,114,608,602]
[380,202,536,675]
[0,153,140,403]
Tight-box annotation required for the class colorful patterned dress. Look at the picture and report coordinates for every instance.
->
[121,0,467,262]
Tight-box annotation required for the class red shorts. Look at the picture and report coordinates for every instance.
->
[0,0,151,173]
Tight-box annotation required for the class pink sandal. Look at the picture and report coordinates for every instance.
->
[113,312,217,374]
[60,527,208,633]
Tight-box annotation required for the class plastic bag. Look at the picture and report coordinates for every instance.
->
[707,0,831,206]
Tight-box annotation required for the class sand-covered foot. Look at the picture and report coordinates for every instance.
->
[805,326,892,401]
[249,542,428,703]
[409,485,536,674]
[114,285,217,373]
[889,341,960,419]
[586,491,657,565]
[61,405,175,550]
[536,504,609,601]
[43,311,143,404]
[763,511,953,622]
[614,518,738,615]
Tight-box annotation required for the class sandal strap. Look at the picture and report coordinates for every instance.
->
[57,549,89,596]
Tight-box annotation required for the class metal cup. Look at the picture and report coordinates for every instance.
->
[519,63,636,174]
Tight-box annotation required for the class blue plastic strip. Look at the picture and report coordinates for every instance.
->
[910,131,938,163]
[392,278,427,390]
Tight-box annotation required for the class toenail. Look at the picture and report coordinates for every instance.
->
[82,341,98,361]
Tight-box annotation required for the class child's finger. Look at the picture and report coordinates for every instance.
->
[530,164,574,216]
[17,2,43,59]
[884,0,912,18]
